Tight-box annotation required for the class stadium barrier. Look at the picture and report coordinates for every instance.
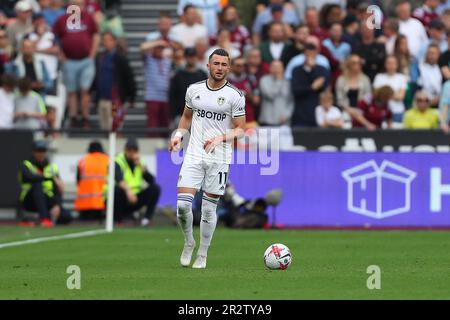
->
[157,151,450,228]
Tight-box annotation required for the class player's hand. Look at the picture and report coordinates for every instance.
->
[204,136,223,154]
[168,136,182,152]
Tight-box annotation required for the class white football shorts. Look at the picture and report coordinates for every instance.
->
[177,156,230,196]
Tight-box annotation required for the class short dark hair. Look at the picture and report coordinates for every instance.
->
[0,74,17,88]
[88,140,104,153]
[102,31,117,40]
[183,4,195,14]
[18,77,32,92]
[159,11,171,19]
[208,48,230,62]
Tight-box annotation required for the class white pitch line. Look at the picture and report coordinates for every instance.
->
[0,229,108,250]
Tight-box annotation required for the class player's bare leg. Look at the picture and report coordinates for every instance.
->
[177,187,197,267]
[193,191,220,269]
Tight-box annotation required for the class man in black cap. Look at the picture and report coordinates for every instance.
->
[18,140,66,227]
[169,47,207,123]
[114,138,161,226]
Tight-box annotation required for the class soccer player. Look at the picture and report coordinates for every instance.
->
[168,48,246,269]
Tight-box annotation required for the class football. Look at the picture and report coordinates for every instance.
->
[263,243,292,270]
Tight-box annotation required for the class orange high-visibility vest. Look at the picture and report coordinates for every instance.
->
[74,152,109,211]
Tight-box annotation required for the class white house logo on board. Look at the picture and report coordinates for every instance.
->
[342,160,417,219]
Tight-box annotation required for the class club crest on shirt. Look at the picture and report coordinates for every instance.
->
[217,97,226,106]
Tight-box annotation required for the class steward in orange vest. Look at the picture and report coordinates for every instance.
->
[75,141,109,219]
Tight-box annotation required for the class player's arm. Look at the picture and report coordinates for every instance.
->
[204,116,246,154]
[168,106,193,152]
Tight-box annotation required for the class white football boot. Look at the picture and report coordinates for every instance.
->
[180,241,196,267]
[192,255,207,269]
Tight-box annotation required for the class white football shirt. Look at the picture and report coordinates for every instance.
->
[184,80,246,164]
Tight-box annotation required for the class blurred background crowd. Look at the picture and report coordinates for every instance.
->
[1,0,450,135]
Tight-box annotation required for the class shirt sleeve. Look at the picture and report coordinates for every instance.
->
[403,110,412,128]
[315,107,324,126]
[185,86,193,109]
[231,93,246,118]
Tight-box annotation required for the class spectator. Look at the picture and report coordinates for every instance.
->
[53,0,100,128]
[0,28,13,65]
[99,6,126,48]
[439,79,450,133]
[260,4,294,42]
[418,44,442,107]
[341,14,360,49]
[171,5,208,49]
[195,38,209,71]
[322,22,351,63]
[205,28,241,61]
[0,10,6,29]
[246,47,270,83]
[437,0,450,14]
[219,4,251,56]
[438,30,450,81]
[146,12,178,59]
[13,77,47,130]
[75,140,109,221]
[169,47,207,122]
[417,19,448,61]
[5,38,52,94]
[352,24,386,82]
[319,3,344,31]
[6,1,33,52]
[40,0,65,28]
[351,85,394,130]
[379,18,399,56]
[172,46,186,71]
[44,104,57,135]
[373,55,408,122]
[280,24,309,67]
[140,39,172,136]
[412,0,440,28]
[260,21,289,64]
[25,13,59,94]
[114,138,161,227]
[292,0,346,22]
[403,90,439,129]
[315,90,343,128]
[0,74,16,129]
[177,0,221,38]
[0,1,17,18]
[228,56,258,125]
[397,1,429,59]
[304,7,327,41]
[291,43,330,127]
[335,55,372,112]
[394,35,418,81]
[252,0,300,46]
[441,8,450,30]
[258,60,293,126]
[285,35,330,80]
[85,0,103,26]
[18,140,68,228]
[95,31,136,131]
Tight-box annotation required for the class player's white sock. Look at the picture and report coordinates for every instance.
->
[198,194,219,257]
[177,193,195,245]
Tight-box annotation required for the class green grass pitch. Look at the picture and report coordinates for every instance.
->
[0,226,449,299]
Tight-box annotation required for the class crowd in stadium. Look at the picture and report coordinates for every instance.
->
[1,0,450,135]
